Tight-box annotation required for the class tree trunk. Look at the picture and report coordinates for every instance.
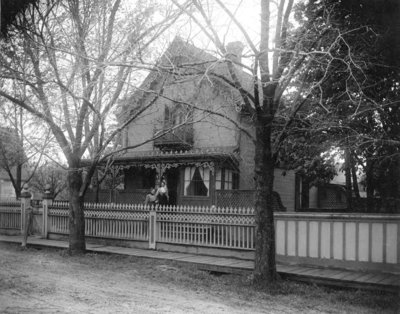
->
[301,180,310,209]
[16,163,22,199]
[253,119,277,283]
[68,166,86,254]
[344,148,352,210]
[365,158,375,212]
[351,163,360,200]
[93,168,100,203]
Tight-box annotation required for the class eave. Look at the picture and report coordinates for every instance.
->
[101,148,240,172]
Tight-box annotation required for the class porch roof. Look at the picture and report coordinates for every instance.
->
[111,149,240,170]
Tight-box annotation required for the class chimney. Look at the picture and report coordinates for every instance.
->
[225,41,245,66]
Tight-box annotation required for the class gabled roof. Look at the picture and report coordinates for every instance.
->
[117,37,255,122]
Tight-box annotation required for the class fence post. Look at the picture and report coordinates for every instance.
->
[20,184,31,247]
[42,184,53,239]
[149,210,157,249]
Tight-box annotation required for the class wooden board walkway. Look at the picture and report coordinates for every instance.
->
[0,235,399,293]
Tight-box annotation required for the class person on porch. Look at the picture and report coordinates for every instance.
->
[144,188,157,206]
[156,180,169,205]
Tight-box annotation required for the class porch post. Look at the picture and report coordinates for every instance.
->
[149,210,157,249]
[20,184,31,247]
[42,184,53,239]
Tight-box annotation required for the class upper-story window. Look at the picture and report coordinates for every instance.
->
[184,166,210,196]
[216,168,239,190]
[164,104,191,128]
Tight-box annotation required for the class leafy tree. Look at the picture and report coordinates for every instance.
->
[295,0,400,211]
[0,0,37,37]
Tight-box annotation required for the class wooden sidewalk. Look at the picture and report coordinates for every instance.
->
[0,235,399,293]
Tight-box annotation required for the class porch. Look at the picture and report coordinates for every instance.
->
[89,149,240,207]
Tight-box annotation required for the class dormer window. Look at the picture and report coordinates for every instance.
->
[164,104,190,127]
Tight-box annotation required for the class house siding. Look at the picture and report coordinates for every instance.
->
[0,180,15,198]
[237,115,296,211]
[125,99,163,152]
[125,78,239,153]
[117,39,298,210]
[273,170,296,211]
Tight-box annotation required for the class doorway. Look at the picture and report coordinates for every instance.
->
[164,168,179,206]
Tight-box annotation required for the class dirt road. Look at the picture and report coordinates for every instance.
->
[0,243,284,313]
[0,242,397,313]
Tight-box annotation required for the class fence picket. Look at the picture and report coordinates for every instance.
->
[4,200,397,272]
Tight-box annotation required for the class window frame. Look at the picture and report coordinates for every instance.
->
[215,168,239,190]
[184,166,210,197]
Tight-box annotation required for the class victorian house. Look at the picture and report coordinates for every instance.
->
[89,37,298,210]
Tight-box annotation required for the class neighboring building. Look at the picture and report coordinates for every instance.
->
[0,167,28,199]
[299,162,359,211]
[0,127,28,199]
[90,38,297,210]
[0,169,16,198]
[308,184,347,210]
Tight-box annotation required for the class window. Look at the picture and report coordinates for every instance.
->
[184,167,210,196]
[216,169,238,190]
[164,104,193,128]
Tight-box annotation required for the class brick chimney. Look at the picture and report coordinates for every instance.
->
[225,41,245,65]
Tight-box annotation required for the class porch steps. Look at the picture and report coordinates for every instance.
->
[0,235,398,293]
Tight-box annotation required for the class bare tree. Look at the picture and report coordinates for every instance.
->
[168,0,372,283]
[0,0,182,253]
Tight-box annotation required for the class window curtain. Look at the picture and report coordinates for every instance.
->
[216,169,222,190]
[184,166,196,195]
[198,168,210,192]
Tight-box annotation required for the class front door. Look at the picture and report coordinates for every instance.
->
[164,168,179,206]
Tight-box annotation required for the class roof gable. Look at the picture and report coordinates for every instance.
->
[118,37,255,121]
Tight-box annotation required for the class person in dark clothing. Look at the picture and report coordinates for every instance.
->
[156,180,169,205]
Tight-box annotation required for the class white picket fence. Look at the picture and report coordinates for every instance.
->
[47,202,255,249]
[0,199,21,230]
[1,199,399,272]
[155,205,255,249]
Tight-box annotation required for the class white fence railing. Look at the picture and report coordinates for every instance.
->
[274,213,400,271]
[156,206,255,250]
[0,200,21,230]
[1,199,399,272]
[48,202,150,242]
